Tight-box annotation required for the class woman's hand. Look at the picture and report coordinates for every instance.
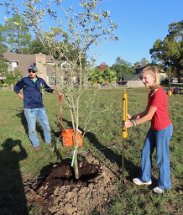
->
[127,114,132,119]
[123,120,133,128]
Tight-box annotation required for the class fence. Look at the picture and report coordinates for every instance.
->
[127,80,144,88]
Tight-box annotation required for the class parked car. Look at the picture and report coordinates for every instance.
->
[117,81,128,86]
[173,87,182,94]
[178,77,183,83]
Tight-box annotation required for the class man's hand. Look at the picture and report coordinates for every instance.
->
[53,90,63,95]
[17,92,24,100]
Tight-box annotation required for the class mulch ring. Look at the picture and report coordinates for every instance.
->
[24,153,118,215]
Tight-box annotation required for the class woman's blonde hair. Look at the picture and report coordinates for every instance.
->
[141,66,160,88]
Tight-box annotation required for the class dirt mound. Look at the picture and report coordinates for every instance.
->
[25,153,117,215]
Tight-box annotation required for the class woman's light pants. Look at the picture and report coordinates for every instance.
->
[140,125,173,190]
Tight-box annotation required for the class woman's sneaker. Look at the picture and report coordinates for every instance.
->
[153,187,164,194]
[133,178,152,185]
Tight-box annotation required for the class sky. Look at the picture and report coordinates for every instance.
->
[0,0,183,66]
[96,0,183,66]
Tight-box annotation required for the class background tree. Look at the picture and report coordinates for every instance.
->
[0,42,8,54]
[111,57,134,81]
[1,14,32,53]
[133,57,150,69]
[0,58,8,83]
[97,62,109,71]
[150,20,183,77]
[102,68,116,84]
[23,38,49,55]
[139,57,149,68]
[0,57,21,85]
[89,67,116,85]
[0,25,8,53]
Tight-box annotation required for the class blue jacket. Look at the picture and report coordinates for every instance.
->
[14,76,53,109]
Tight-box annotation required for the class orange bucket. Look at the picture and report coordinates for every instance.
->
[61,128,83,147]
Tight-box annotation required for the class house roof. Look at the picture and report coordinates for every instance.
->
[2,52,53,76]
[3,52,35,76]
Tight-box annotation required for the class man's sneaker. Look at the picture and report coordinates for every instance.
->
[153,187,164,194]
[33,146,40,151]
[133,178,152,185]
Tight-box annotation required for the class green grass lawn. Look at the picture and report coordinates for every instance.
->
[0,87,182,214]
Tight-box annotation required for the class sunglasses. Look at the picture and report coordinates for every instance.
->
[28,70,36,73]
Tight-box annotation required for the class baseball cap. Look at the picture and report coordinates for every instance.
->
[28,63,38,72]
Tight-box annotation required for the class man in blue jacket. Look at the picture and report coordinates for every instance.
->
[14,63,60,151]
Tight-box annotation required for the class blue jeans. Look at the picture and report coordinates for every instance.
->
[24,108,51,147]
[140,125,173,190]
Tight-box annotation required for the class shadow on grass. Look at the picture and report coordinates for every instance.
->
[62,118,140,180]
[0,138,28,215]
[85,131,140,179]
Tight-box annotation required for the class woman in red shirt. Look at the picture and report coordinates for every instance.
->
[124,66,173,194]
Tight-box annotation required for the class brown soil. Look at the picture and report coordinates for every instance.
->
[25,153,117,215]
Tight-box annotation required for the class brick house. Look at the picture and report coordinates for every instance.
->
[2,52,71,85]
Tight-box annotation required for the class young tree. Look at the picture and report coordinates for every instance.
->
[2,0,118,179]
